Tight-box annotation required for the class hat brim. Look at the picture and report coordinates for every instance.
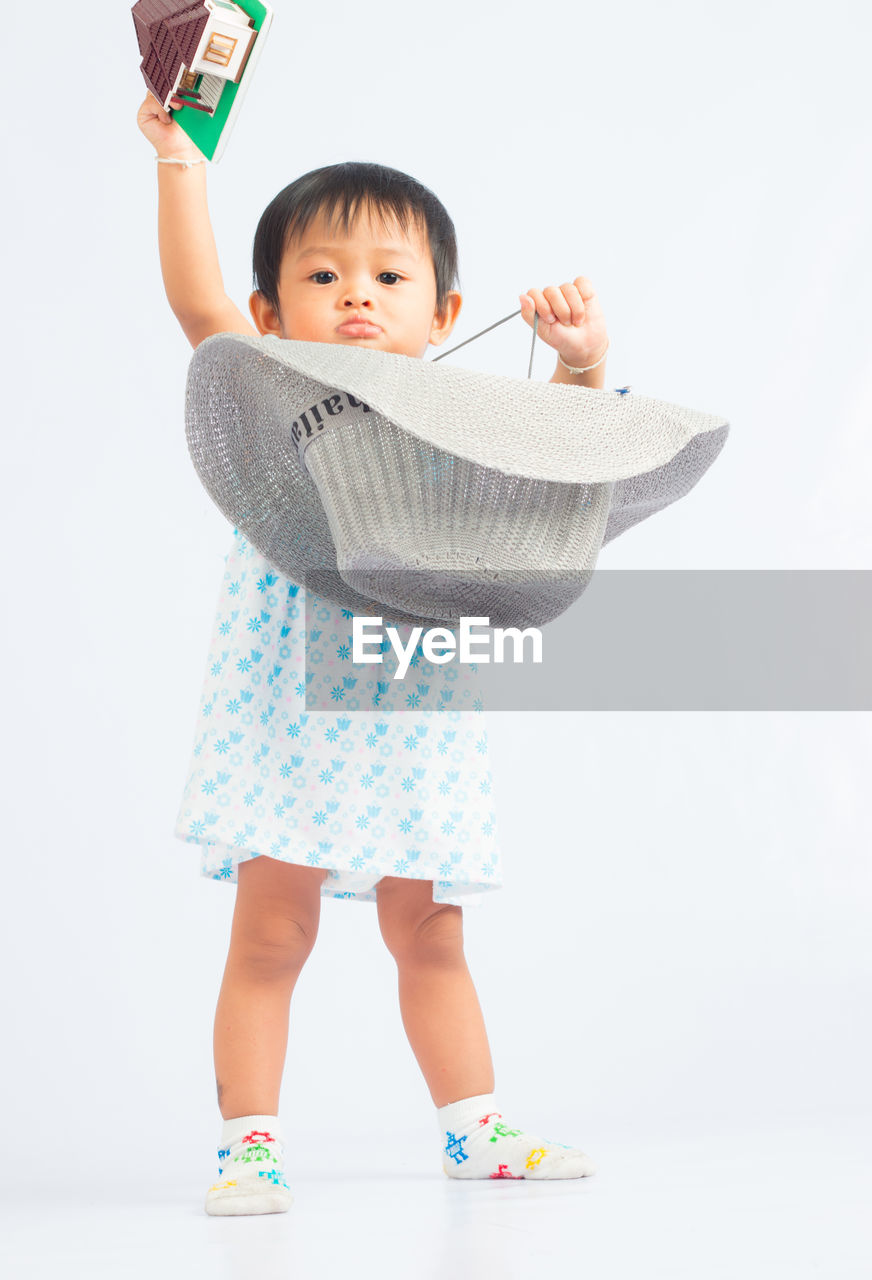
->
[185,333,729,625]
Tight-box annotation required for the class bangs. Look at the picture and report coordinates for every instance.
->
[284,192,427,250]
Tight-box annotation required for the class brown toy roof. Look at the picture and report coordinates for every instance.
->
[132,0,210,106]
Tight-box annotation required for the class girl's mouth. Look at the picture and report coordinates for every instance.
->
[336,320,382,338]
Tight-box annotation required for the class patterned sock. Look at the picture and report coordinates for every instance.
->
[437,1093,597,1180]
[204,1114,294,1216]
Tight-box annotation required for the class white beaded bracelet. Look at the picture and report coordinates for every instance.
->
[557,343,609,375]
[155,155,206,169]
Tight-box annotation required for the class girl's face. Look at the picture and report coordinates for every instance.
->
[251,207,461,359]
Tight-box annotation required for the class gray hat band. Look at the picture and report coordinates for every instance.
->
[302,407,613,623]
[290,390,373,474]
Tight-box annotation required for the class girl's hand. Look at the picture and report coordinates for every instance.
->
[519,277,609,370]
[136,91,204,163]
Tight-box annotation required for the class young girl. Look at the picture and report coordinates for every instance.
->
[137,91,606,1217]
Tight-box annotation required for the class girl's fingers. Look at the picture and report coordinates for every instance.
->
[139,89,183,122]
[522,280,599,328]
[144,91,168,122]
[557,282,587,326]
[525,287,557,325]
[543,284,574,326]
[518,293,535,324]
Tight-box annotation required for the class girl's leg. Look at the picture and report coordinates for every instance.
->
[375,875,597,1181]
[375,875,494,1107]
[214,856,328,1119]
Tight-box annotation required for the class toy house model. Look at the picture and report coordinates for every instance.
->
[133,0,257,114]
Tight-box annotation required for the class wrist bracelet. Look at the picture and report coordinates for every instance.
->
[155,155,206,169]
[557,344,609,375]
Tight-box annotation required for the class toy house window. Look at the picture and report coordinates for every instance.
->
[204,33,238,66]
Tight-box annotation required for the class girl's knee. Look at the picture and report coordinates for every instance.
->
[229,913,318,980]
[230,858,327,979]
[376,879,464,964]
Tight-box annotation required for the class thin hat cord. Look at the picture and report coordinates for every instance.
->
[431,309,538,378]
[527,310,539,379]
[431,310,617,384]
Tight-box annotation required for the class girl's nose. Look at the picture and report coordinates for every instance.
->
[342,285,373,308]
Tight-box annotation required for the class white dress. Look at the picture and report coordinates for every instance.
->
[174,529,503,905]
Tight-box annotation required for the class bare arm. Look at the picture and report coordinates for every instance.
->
[137,93,258,348]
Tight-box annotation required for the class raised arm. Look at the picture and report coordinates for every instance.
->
[136,93,259,349]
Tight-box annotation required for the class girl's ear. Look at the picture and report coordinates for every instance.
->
[249,290,283,337]
[429,291,462,347]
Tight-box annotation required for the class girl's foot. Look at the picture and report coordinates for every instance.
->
[438,1093,597,1180]
[204,1114,293,1216]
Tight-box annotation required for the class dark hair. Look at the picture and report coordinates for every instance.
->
[252,161,459,321]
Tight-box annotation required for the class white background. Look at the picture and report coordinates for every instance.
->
[1,1,870,1276]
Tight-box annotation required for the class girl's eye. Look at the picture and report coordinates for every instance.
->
[310,271,402,284]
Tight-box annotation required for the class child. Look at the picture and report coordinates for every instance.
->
[137,91,605,1216]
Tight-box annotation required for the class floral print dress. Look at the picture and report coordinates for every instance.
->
[174,529,503,905]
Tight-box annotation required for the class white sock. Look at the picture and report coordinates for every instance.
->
[437,1093,597,1180]
[205,1113,294,1215]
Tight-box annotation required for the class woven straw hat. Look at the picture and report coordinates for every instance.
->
[185,332,729,629]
